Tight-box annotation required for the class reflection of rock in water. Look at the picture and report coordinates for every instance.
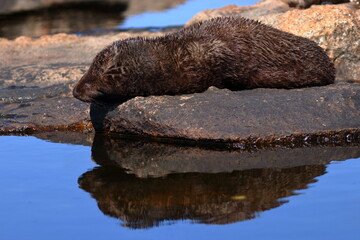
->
[0,3,127,39]
[125,0,187,16]
[91,134,360,177]
[78,165,325,229]
[0,0,188,39]
[34,131,94,146]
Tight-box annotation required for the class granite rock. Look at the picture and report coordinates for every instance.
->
[90,83,360,143]
[257,4,360,82]
[185,1,291,25]
[0,96,91,133]
[0,32,163,88]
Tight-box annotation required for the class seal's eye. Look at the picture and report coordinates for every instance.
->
[104,65,118,75]
[104,64,127,76]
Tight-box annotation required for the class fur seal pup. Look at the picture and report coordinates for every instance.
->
[73,17,335,103]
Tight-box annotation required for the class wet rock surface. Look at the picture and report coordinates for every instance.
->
[0,97,91,133]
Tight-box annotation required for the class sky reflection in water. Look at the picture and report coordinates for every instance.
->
[121,0,258,28]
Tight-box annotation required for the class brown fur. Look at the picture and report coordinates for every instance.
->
[73,17,335,103]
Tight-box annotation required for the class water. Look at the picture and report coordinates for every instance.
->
[0,0,258,39]
[121,0,258,28]
[0,134,359,240]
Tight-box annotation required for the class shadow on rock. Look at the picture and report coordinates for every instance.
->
[77,134,360,229]
[90,103,120,132]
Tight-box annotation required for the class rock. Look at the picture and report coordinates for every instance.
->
[185,1,291,25]
[90,83,360,144]
[0,83,73,102]
[185,0,351,25]
[186,0,353,25]
[257,4,360,82]
[0,32,164,88]
[0,97,91,133]
[187,2,360,82]
[276,0,350,9]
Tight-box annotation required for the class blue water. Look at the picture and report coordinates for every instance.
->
[0,136,359,240]
[121,0,258,28]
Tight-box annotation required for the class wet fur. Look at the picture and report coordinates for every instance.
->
[73,17,335,103]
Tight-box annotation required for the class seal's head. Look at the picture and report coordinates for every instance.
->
[73,40,136,104]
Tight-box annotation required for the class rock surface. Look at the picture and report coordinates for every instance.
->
[0,32,162,88]
[90,83,360,145]
[185,0,353,25]
[0,97,91,133]
[258,4,360,82]
[185,1,291,24]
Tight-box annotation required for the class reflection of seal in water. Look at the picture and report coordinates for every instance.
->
[78,165,326,229]
[73,17,335,103]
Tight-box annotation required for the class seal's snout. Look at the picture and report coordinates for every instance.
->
[72,86,80,100]
[73,82,103,103]
[72,82,88,102]
[73,80,127,104]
